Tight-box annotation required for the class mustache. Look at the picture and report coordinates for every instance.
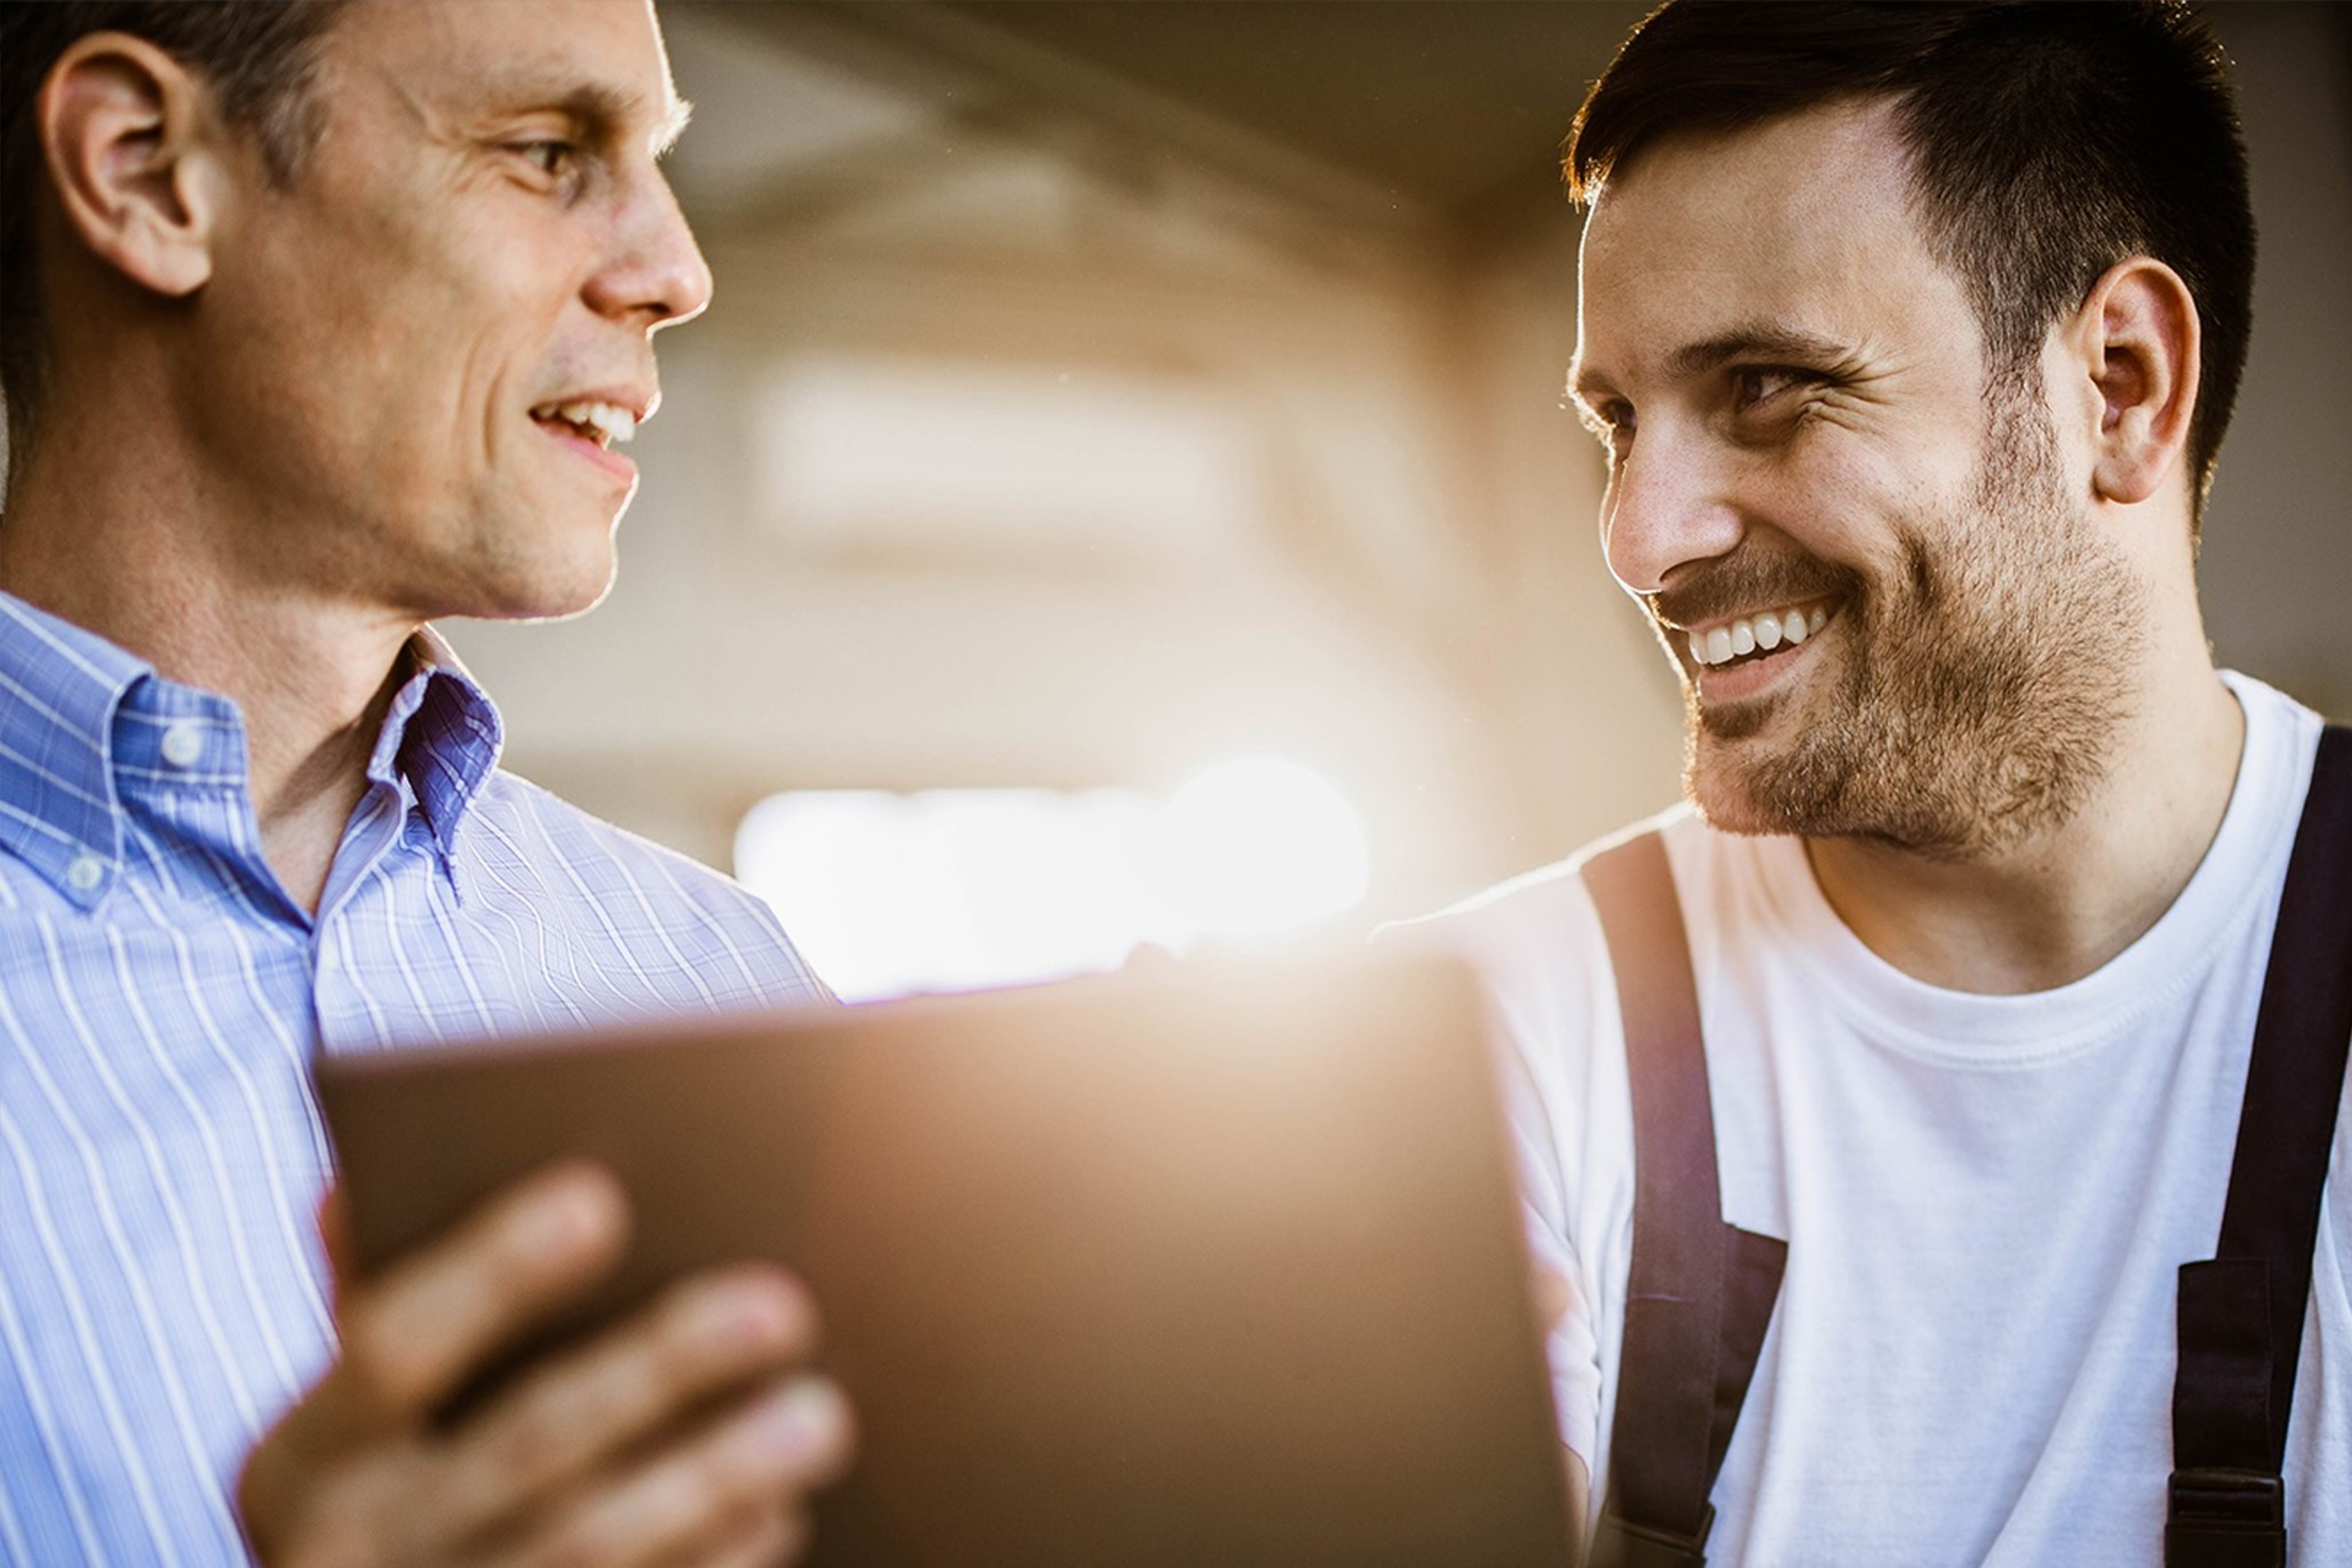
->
[1648,548,1864,630]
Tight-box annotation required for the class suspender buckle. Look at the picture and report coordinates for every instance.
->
[2167,1466,2283,1528]
[2165,1469,2286,1567]
[1589,1503,1715,1568]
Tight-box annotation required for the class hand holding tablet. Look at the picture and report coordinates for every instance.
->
[239,1160,851,1568]
[312,956,1568,1568]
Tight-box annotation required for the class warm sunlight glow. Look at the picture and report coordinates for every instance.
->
[1154,759,1372,940]
[735,760,1372,1002]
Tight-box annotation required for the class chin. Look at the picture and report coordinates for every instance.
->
[499,569,619,624]
[455,541,621,624]
[1680,712,1866,844]
[1682,749,1786,838]
[1678,688,1795,837]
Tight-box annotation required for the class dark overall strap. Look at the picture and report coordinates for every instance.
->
[2169,724,2352,1568]
[1584,831,1788,1568]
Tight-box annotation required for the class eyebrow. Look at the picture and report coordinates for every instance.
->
[651,95,694,158]
[1561,357,1609,416]
[1568,322,1853,410]
[481,72,695,156]
[1665,324,1850,379]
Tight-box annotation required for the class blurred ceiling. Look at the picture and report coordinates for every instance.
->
[923,2,1648,214]
[695,0,1653,237]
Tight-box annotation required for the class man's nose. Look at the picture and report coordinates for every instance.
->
[1600,431,1746,597]
[588,169,715,332]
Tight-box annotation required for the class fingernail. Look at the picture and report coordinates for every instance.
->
[521,1167,618,1259]
[691,1275,793,1350]
[744,1378,844,1462]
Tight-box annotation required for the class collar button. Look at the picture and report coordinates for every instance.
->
[66,853,105,893]
[160,722,205,768]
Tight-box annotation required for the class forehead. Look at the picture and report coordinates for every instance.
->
[1574,98,1983,389]
[323,0,682,138]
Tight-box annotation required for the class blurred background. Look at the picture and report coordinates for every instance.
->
[442,0,2352,1001]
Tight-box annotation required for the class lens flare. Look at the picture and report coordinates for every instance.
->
[1153,759,1372,940]
[735,760,1372,1001]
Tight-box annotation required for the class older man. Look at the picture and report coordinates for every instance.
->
[0,2,851,1563]
[1416,3,2350,1565]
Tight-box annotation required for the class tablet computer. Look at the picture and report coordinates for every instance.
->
[315,953,1569,1568]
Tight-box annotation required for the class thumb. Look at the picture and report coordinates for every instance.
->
[1531,1263,1575,1336]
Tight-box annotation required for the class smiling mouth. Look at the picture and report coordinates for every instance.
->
[529,399,638,449]
[1681,597,1839,671]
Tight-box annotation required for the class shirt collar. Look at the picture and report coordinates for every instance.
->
[368,624,506,863]
[0,591,505,904]
[0,592,151,906]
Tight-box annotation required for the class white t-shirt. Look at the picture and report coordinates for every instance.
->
[1415,672,2350,1566]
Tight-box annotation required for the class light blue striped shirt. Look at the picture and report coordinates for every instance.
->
[0,590,830,1566]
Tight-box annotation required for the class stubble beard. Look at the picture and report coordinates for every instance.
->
[1678,383,2147,860]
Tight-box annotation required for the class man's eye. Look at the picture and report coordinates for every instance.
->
[1732,367,1805,410]
[512,140,578,177]
[1577,401,1636,460]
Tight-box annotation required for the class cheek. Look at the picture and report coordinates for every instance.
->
[188,265,363,492]
[207,215,437,441]
[322,283,552,498]
[1737,434,1879,563]
[1766,421,1979,572]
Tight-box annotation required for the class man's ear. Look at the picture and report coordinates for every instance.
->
[2068,256,2201,507]
[36,31,232,299]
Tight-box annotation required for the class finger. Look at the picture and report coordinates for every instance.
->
[243,1163,628,1539]
[484,1376,852,1568]
[318,1185,354,1303]
[312,1161,630,1448]
[1530,1263,1575,1336]
[653,1501,806,1568]
[436,1265,819,1538]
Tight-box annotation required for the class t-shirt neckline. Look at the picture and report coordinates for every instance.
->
[1747,672,2316,1065]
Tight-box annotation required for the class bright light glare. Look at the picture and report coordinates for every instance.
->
[1156,759,1371,939]
[735,760,1372,1002]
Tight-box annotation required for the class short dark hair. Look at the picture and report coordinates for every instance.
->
[0,0,348,471]
[1567,0,2254,518]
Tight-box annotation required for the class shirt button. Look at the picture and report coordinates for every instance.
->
[66,853,105,892]
[160,722,205,768]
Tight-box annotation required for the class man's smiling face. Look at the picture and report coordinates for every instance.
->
[191,0,710,623]
[1570,98,2141,858]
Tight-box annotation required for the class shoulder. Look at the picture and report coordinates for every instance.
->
[1382,804,1725,1078]
[2220,669,2328,793]
[460,769,835,1006]
[464,770,756,913]
[1385,803,1805,1087]
[2202,671,2332,910]
[1387,803,1732,997]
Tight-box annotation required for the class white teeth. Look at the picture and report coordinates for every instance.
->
[536,399,637,445]
[1688,602,1831,665]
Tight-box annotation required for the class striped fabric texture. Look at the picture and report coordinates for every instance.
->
[0,590,831,1566]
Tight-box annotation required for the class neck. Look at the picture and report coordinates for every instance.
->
[1805,652,2246,995]
[0,424,417,917]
